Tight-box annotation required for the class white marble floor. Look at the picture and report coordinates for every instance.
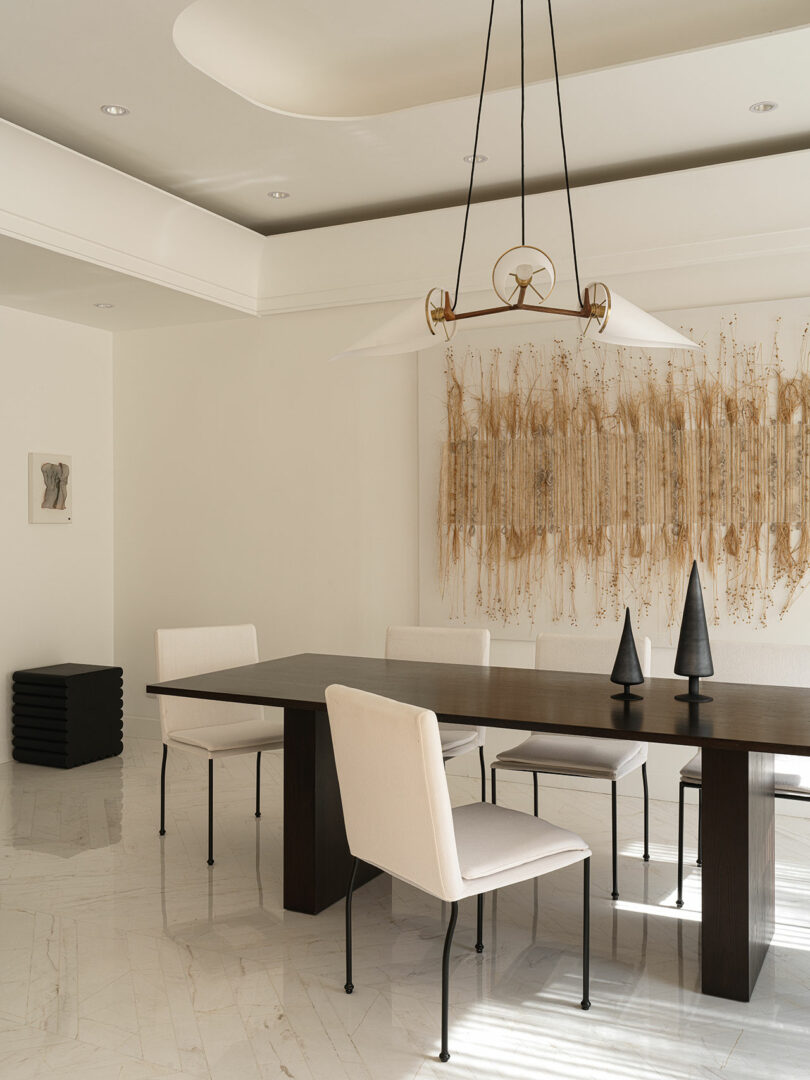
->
[1,739,809,1079]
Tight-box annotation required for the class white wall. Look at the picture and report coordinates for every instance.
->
[0,304,114,763]
[418,295,810,811]
[111,284,810,821]
[103,148,810,818]
[113,300,419,729]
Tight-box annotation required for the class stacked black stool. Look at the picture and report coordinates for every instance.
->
[12,664,123,768]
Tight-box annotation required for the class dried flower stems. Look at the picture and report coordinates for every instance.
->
[438,322,810,626]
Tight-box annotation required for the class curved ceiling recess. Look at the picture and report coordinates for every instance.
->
[172,0,810,121]
[172,0,550,119]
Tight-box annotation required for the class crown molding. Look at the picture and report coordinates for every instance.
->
[2,116,809,327]
[0,119,263,314]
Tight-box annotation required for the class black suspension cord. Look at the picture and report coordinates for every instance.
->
[520,0,526,245]
[454,0,583,311]
[452,0,497,310]
[546,0,583,307]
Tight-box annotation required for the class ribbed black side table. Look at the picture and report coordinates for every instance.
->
[12,663,123,768]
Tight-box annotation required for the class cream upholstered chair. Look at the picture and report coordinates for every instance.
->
[155,624,283,866]
[491,633,652,900]
[385,626,490,800]
[674,640,810,907]
[326,684,591,1064]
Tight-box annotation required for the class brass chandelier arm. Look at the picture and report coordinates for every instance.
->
[442,302,592,322]
[429,274,611,335]
[449,303,591,320]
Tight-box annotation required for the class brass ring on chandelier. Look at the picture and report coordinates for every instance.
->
[425,288,456,342]
[587,282,612,333]
[491,245,556,306]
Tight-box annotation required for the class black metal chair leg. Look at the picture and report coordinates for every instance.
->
[439,901,459,1062]
[479,746,486,802]
[611,781,619,900]
[345,857,359,993]
[159,743,167,836]
[581,857,591,1010]
[533,772,539,817]
[676,781,685,907]
[255,751,262,818]
[207,758,214,866]
[697,786,703,866]
[475,894,484,953]
[642,762,650,862]
[490,767,497,804]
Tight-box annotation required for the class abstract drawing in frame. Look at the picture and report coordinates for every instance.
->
[28,452,72,523]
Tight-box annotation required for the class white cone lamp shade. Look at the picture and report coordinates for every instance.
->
[330,291,455,361]
[584,282,698,350]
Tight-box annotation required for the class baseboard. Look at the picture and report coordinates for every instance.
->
[124,714,161,740]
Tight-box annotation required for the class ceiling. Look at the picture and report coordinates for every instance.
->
[0,234,245,331]
[172,0,810,118]
[0,0,808,235]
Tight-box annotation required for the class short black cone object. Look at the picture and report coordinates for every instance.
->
[610,608,644,701]
[674,561,714,702]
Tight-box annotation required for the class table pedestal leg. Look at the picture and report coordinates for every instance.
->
[701,748,774,1000]
[283,708,380,914]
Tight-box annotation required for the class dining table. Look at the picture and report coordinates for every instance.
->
[147,651,810,1003]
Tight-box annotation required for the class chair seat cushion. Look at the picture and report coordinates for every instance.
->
[439,725,479,755]
[681,750,810,795]
[453,801,589,881]
[680,752,702,782]
[171,718,284,753]
[494,733,647,781]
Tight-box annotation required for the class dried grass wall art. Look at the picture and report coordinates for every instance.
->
[438,319,810,626]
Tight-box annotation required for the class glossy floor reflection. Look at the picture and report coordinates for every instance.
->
[1,738,809,1078]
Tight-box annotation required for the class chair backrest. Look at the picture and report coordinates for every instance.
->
[386,626,490,746]
[385,625,490,666]
[154,624,263,739]
[653,640,810,687]
[325,684,463,902]
[535,632,652,678]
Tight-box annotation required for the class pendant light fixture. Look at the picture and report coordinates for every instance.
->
[334,0,697,360]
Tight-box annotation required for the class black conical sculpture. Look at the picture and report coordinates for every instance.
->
[610,608,645,701]
[674,561,714,702]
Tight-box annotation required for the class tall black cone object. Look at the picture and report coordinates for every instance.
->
[610,608,644,701]
[674,561,714,702]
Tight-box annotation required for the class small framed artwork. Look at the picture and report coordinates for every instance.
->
[29,452,72,523]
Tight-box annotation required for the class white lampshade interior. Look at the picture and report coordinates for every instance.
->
[585,285,698,350]
[492,245,555,305]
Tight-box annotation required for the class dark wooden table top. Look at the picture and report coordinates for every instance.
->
[146,652,810,756]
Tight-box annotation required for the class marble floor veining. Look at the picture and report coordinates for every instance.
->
[1,738,810,1079]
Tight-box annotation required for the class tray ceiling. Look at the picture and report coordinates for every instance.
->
[0,234,244,330]
[173,0,810,118]
[0,1,808,235]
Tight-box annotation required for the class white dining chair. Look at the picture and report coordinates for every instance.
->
[385,626,491,800]
[673,640,810,907]
[491,632,652,899]
[155,624,284,866]
[325,683,592,1063]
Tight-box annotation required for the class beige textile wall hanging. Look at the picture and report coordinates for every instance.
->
[438,320,810,626]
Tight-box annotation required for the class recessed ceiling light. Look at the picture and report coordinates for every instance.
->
[268,190,290,199]
[463,153,488,164]
[749,101,777,113]
[100,104,129,116]
[94,302,114,309]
